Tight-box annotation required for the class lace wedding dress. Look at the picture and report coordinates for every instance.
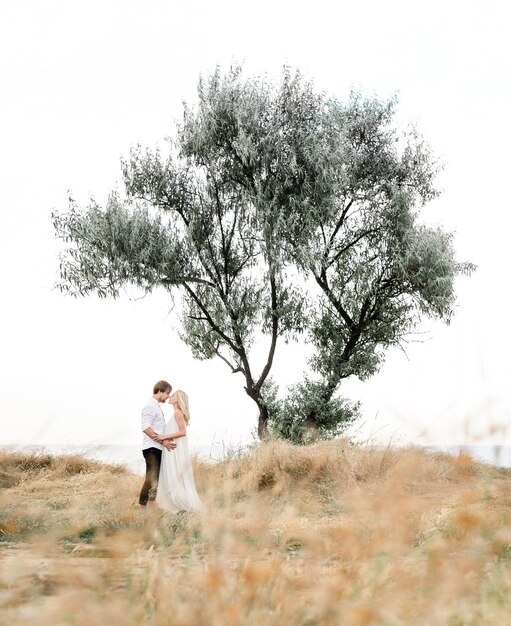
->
[155,412,203,513]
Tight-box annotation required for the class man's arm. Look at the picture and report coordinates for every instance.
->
[143,426,177,450]
[143,426,160,441]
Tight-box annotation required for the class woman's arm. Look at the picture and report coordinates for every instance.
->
[155,410,187,441]
[145,427,177,449]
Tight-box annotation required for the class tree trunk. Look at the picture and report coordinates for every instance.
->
[245,383,271,440]
[304,327,362,426]
[257,404,270,440]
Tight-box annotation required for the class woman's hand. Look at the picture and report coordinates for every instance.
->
[155,433,176,447]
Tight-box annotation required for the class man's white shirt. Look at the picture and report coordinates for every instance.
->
[141,398,166,451]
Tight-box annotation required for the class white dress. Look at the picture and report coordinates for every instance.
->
[156,412,203,513]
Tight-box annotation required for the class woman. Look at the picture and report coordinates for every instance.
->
[154,390,203,513]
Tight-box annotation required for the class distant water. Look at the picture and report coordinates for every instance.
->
[2,443,511,475]
[1,443,227,475]
[425,445,511,469]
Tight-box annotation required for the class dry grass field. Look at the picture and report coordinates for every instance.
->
[1,440,511,625]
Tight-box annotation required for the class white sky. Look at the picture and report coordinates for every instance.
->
[1,0,509,452]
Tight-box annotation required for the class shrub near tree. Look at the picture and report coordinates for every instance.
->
[52,66,474,442]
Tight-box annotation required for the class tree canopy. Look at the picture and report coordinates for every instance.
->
[53,66,474,441]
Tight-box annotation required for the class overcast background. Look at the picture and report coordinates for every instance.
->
[1,0,509,457]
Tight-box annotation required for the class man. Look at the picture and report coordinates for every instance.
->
[139,380,176,507]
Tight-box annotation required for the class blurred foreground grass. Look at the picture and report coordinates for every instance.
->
[1,440,511,625]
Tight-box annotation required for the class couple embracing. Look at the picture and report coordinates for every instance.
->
[138,380,203,513]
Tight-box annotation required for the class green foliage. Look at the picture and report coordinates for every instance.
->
[52,65,474,441]
[260,79,474,441]
[52,196,194,299]
[268,379,360,444]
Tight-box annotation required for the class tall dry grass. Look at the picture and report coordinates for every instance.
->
[1,441,511,625]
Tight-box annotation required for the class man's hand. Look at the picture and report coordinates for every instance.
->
[163,440,177,451]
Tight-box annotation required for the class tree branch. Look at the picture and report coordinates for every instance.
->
[328,198,354,248]
[314,270,354,329]
[161,276,215,288]
[213,346,244,375]
[183,284,241,357]
[327,228,379,269]
[255,269,279,391]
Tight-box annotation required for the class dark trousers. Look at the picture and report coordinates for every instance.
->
[139,447,162,505]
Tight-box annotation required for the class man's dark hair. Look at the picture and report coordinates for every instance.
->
[153,380,172,394]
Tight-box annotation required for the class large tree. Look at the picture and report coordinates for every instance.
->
[262,84,474,441]
[53,66,473,441]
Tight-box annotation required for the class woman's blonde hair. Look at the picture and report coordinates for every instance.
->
[175,390,190,425]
